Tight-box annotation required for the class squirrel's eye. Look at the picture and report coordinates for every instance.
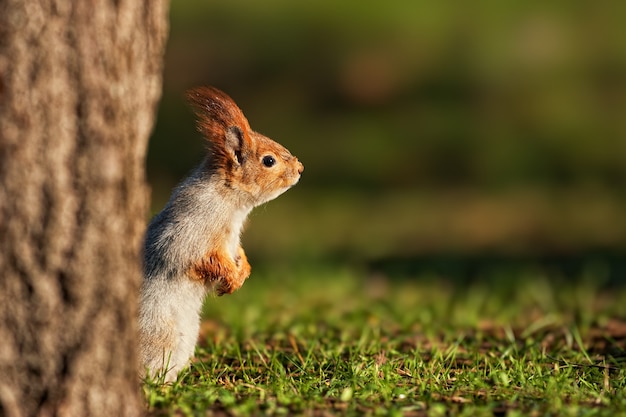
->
[262,155,276,168]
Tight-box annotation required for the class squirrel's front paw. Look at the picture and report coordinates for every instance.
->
[188,249,251,296]
[218,248,250,295]
[188,252,235,293]
[217,254,250,295]
[236,246,251,281]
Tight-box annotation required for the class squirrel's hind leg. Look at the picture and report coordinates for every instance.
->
[139,321,179,382]
[139,279,203,383]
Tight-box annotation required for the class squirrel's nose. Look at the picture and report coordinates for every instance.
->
[296,160,304,175]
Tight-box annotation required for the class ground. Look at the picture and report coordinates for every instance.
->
[143,263,626,416]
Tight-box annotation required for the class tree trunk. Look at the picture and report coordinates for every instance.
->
[0,1,168,416]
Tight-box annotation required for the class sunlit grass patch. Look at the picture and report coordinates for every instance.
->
[143,264,626,416]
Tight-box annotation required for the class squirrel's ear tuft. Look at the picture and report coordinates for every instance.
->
[186,87,252,151]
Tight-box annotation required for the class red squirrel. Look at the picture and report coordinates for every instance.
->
[139,87,303,381]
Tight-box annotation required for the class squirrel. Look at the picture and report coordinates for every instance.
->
[139,86,303,382]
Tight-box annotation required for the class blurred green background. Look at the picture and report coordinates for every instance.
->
[148,1,626,280]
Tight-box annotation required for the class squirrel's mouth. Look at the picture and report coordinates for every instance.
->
[288,173,302,189]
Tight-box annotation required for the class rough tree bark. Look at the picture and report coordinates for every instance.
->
[0,1,168,416]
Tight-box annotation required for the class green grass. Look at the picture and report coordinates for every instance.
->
[143,263,626,416]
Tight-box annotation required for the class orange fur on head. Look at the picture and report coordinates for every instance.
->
[186,87,252,170]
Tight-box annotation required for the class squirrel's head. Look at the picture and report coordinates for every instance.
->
[187,86,303,206]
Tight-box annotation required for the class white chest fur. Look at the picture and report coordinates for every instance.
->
[225,207,250,259]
